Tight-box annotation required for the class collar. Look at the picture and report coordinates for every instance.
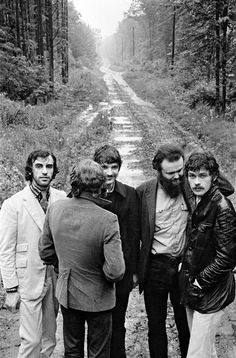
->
[113,180,126,198]
[78,191,112,207]
[30,182,50,201]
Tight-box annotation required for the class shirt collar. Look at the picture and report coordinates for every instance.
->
[30,182,50,201]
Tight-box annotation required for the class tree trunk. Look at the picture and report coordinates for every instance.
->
[15,0,21,48]
[215,0,221,114]
[36,0,44,63]
[61,0,68,84]
[221,0,228,113]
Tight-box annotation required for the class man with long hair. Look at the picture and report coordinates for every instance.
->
[0,149,66,357]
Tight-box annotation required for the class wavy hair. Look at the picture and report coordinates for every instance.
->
[70,159,106,198]
[25,149,59,182]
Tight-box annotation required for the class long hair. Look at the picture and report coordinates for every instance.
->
[25,149,59,182]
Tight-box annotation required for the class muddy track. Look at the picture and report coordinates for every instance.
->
[0,66,235,357]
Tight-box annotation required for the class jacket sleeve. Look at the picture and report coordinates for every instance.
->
[0,199,19,289]
[103,216,125,283]
[197,203,236,289]
[38,207,58,268]
[217,172,234,197]
[128,188,141,274]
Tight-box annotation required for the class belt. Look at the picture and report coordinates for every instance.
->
[150,253,182,263]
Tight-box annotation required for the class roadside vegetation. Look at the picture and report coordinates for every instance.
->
[123,65,235,177]
[0,66,110,205]
[102,0,236,181]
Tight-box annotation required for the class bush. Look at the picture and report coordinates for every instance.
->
[184,81,216,108]
[0,52,51,102]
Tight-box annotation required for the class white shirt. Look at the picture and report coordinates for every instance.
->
[152,185,188,257]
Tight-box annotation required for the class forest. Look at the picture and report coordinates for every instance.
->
[0,0,235,200]
[103,0,236,118]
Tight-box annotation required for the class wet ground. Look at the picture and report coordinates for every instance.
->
[1,64,236,357]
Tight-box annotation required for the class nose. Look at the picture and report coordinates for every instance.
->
[42,165,48,174]
[173,172,180,179]
[106,167,113,175]
[194,176,201,185]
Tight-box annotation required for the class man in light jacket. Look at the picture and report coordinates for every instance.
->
[0,149,66,357]
[39,159,125,358]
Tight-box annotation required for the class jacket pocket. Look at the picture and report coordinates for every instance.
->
[16,243,28,277]
[16,243,28,253]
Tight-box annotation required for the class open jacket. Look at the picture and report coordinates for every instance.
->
[179,185,236,313]
[39,192,125,312]
[137,173,234,293]
[0,185,66,300]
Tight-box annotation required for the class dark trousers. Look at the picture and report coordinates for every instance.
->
[144,254,190,358]
[61,305,112,358]
[110,274,133,358]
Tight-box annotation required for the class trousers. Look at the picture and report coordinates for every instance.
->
[18,266,58,358]
[186,308,223,358]
[144,254,190,358]
[110,273,133,358]
[61,306,112,358]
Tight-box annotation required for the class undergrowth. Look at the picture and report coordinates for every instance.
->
[123,69,236,179]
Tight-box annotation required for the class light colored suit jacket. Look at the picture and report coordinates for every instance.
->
[0,185,66,300]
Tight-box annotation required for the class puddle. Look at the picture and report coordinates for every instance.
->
[111,99,126,105]
[114,136,142,142]
[118,144,137,156]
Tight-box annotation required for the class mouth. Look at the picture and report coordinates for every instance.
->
[193,187,204,191]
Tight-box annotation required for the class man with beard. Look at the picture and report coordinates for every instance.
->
[0,149,66,357]
[137,143,234,358]
[137,143,191,358]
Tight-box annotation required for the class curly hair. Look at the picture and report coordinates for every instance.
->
[70,159,106,198]
[152,143,184,172]
[25,149,59,182]
[93,144,122,169]
[185,151,219,177]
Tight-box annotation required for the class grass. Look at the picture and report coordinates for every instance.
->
[123,69,236,181]
[0,67,110,204]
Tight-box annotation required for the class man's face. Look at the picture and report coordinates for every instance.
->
[188,168,212,198]
[32,156,54,188]
[159,157,184,197]
[100,162,120,188]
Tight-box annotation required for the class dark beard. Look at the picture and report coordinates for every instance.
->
[159,172,184,198]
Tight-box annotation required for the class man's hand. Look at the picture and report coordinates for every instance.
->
[5,292,21,313]
[132,274,139,288]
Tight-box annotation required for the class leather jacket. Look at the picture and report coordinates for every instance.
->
[180,185,236,313]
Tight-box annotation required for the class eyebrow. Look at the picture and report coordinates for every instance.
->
[164,167,183,175]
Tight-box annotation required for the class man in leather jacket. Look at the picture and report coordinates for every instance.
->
[179,150,236,358]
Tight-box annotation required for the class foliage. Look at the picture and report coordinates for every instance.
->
[0,52,51,102]
[123,67,236,176]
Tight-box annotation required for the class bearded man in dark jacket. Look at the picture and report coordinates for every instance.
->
[179,150,236,358]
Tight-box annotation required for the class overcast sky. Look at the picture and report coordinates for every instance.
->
[72,0,132,38]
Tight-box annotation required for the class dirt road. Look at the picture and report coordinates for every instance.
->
[1,65,236,357]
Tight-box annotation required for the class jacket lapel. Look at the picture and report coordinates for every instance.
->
[145,178,158,237]
[23,185,45,231]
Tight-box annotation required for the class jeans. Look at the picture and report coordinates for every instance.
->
[61,306,112,358]
[110,274,133,358]
[144,254,190,358]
